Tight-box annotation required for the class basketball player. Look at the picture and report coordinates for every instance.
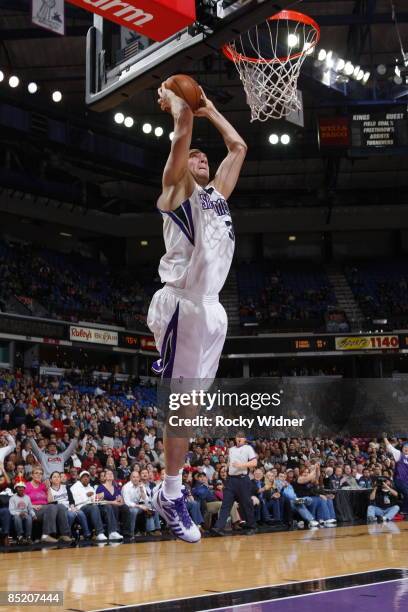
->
[149,82,247,542]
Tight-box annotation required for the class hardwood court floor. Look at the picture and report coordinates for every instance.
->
[1,523,408,612]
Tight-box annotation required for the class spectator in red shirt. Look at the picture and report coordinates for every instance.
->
[50,409,65,438]
[81,450,102,472]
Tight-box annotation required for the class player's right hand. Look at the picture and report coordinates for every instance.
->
[157,83,177,113]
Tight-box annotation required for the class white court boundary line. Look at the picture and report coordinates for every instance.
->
[90,567,408,611]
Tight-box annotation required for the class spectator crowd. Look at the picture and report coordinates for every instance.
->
[0,369,407,548]
[0,239,157,328]
[237,262,349,333]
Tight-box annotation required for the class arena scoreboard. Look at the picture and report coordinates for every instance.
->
[318,106,408,155]
[350,109,408,150]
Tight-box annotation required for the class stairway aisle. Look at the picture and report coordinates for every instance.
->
[326,264,363,331]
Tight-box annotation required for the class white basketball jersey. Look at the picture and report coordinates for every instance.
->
[158,184,235,295]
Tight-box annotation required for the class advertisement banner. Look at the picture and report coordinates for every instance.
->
[66,0,196,42]
[32,0,65,35]
[335,335,399,351]
[318,116,350,148]
[139,336,157,351]
[70,326,118,346]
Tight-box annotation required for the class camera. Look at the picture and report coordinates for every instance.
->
[373,476,387,487]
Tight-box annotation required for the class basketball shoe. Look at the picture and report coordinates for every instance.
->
[152,485,201,543]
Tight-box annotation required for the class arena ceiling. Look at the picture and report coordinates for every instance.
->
[0,0,408,221]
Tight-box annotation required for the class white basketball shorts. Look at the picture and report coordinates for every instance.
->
[147,285,228,380]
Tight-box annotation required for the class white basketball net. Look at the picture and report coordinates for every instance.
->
[225,15,319,122]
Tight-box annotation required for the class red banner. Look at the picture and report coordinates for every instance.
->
[67,0,196,42]
[318,117,350,148]
[140,336,157,351]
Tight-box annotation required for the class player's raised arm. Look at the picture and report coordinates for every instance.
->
[195,87,247,200]
[157,84,195,212]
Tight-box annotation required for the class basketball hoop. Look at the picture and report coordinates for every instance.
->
[222,10,320,122]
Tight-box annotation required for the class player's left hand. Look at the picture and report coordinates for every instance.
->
[194,86,216,117]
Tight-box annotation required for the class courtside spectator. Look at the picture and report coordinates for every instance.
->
[281,470,319,529]
[341,465,360,489]
[359,468,373,489]
[181,471,204,528]
[251,468,275,525]
[48,471,90,539]
[25,467,72,543]
[192,472,222,531]
[9,482,35,544]
[95,469,125,540]
[69,471,107,542]
[367,477,400,523]
[122,471,154,537]
[138,468,161,534]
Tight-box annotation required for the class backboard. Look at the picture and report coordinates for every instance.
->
[85,0,285,111]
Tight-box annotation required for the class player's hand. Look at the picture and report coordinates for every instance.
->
[194,87,216,117]
[157,83,181,114]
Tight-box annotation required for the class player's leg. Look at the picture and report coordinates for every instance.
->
[161,300,226,503]
[149,292,205,542]
[200,301,228,380]
[148,290,190,494]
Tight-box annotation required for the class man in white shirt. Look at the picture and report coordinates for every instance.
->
[200,457,215,482]
[69,471,107,541]
[122,471,161,536]
[213,432,257,536]
[0,431,16,464]
[144,428,156,451]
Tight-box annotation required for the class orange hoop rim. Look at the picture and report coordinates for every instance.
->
[222,10,320,65]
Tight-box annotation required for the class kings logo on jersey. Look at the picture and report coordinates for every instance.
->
[199,191,231,217]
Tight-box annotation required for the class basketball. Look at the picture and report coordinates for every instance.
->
[163,74,202,111]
